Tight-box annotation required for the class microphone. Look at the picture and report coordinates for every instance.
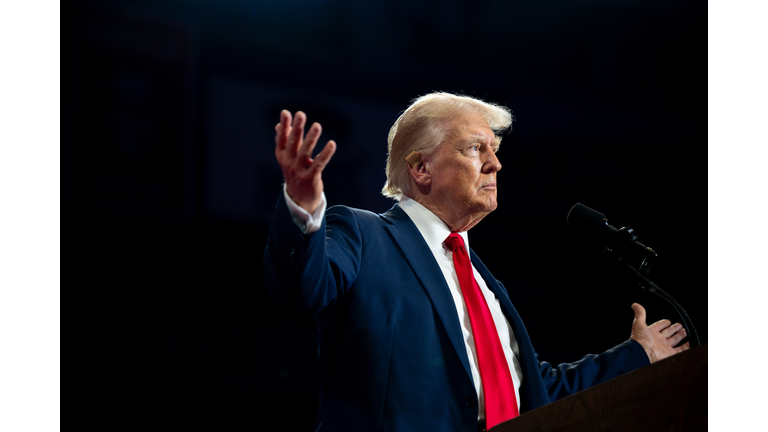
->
[566,203,656,258]
[567,203,700,346]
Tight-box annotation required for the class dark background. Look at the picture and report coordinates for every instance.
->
[64,0,706,429]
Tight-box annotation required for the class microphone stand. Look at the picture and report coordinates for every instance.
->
[603,243,701,348]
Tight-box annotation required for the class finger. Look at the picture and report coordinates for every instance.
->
[309,140,337,174]
[276,122,294,146]
[666,327,687,347]
[287,111,307,155]
[659,323,683,339]
[673,341,690,354]
[276,110,293,150]
[631,303,647,327]
[300,122,323,158]
[648,319,673,333]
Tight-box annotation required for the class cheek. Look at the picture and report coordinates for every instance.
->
[434,161,481,197]
[448,169,473,189]
[460,164,483,189]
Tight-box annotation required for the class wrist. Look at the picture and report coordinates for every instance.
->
[631,336,656,363]
[285,188,319,214]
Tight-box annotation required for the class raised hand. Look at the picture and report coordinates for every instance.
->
[274,110,337,214]
[629,303,690,364]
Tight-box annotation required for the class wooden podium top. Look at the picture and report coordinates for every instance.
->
[495,344,708,432]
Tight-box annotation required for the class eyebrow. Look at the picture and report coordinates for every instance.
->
[462,134,491,145]
[461,134,501,149]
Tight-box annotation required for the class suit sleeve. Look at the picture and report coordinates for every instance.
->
[491,279,650,406]
[263,191,364,313]
[537,339,650,401]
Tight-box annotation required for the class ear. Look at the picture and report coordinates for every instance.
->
[405,151,421,167]
[406,151,431,187]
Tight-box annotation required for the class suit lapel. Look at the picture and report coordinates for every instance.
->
[470,249,549,411]
[381,205,474,383]
[469,251,512,316]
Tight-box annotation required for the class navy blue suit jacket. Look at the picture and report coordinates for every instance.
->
[264,193,648,432]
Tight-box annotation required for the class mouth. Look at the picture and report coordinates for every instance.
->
[480,183,497,190]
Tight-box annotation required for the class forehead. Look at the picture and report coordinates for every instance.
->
[443,112,495,144]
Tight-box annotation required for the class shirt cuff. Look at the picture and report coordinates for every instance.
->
[283,184,326,234]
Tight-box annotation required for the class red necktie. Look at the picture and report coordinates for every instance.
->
[444,233,519,430]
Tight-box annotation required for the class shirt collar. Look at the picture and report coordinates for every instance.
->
[398,196,471,258]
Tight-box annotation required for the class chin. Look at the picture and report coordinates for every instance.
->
[482,194,498,212]
[474,199,497,214]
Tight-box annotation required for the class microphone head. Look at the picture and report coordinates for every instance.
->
[567,203,606,236]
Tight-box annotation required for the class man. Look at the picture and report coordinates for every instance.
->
[264,92,688,432]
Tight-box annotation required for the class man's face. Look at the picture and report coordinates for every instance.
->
[427,112,502,223]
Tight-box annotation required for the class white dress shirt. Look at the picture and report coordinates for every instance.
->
[283,186,523,419]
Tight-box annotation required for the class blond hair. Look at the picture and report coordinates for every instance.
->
[381,92,513,200]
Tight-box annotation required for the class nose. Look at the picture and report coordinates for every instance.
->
[483,149,502,174]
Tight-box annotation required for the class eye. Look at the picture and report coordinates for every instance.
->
[467,145,479,152]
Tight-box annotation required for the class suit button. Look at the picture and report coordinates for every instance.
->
[289,248,296,261]
[466,396,477,408]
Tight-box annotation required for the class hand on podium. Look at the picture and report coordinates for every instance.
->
[629,303,690,364]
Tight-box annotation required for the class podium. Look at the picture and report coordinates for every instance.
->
[496,344,708,432]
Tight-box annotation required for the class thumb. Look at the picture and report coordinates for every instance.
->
[631,303,647,327]
[631,303,654,363]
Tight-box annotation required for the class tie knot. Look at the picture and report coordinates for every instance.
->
[444,233,465,252]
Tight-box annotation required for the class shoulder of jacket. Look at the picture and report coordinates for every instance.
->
[327,205,384,225]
